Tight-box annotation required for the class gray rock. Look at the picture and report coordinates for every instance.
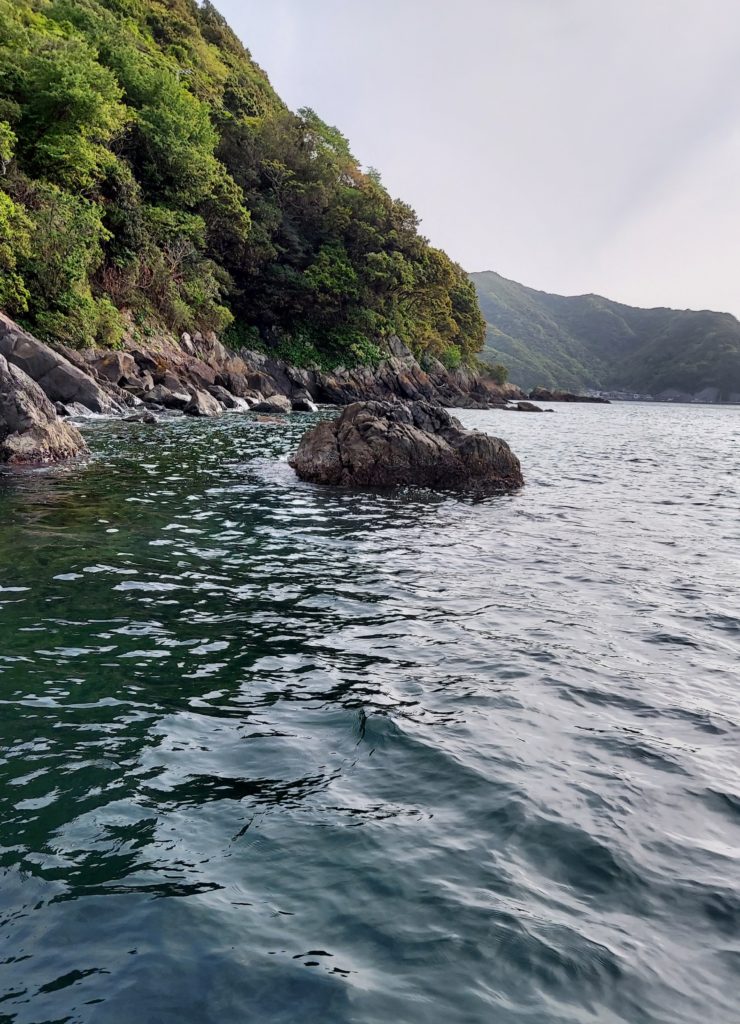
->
[125,410,158,424]
[143,384,191,410]
[0,354,88,464]
[207,385,250,411]
[291,390,319,412]
[386,335,415,362]
[134,371,154,392]
[289,400,523,494]
[89,351,138,386]
[184,389,223,417]
[252,394,292,414]
[180,332,195,356]
[131,350,158,374]
[0,313,121,414]
[55,401,95,418]
[507,401,544,412]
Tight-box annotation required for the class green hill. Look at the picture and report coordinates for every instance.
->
[0,0,484,370]
[472,270,740,400]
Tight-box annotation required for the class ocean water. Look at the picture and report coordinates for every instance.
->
[0,403,738,1024]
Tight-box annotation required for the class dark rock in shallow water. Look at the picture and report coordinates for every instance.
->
[508,401,544,412]
[124,410,158,424]
[142,384,191,410]
[252,394,292,414]
[207,385,251,411]
[0,355,88,464]
[530,386,609,404]
[289,400,523,494]
[291,390,319,412]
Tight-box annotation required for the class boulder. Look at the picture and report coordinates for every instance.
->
[252,394,292,414]
[0,354,88,464]
[125,410,159,424]
[530,386,609,404]
[142,384,191,410]
[207,384,250,411]
[289,400,523,494]
[55,401,95,418]
[291,390,319,413]
[507,401,544,412]
[89,351,138,386]
[0,314,120,414]
[131,350,158,374]
[184,389,222,417]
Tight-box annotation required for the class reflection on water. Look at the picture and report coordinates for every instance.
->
[1,404,739,1023]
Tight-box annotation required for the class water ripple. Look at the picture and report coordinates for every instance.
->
[0,404,739,1023]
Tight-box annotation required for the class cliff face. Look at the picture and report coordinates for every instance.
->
[472,271,740,402]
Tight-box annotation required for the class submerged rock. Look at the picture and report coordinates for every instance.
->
[289,400,523,494]
[0,354,88,464]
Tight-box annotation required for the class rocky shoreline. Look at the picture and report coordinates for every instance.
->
[0,313,531,462]
[0,312,603,468]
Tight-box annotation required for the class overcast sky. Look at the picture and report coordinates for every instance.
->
[215,0,740,315]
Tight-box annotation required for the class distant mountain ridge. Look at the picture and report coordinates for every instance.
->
[471,271,740,401]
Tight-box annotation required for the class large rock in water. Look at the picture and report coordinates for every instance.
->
[289,401,523,493]
[0,314,121,414]
[0,354,87,464]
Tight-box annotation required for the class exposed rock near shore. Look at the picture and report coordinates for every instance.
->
[289,401,524,494]
[507,401,545,412]
[529,386,610,404]
[184,389,222,417]
[0,354,87,464]
[0,314,123,414]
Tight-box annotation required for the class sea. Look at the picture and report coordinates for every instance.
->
[1,402,738,1023]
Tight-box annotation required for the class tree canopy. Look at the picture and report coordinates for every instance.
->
[0,0,485,368]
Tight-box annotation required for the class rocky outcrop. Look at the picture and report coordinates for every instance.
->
[0,314,122,414]
[529,386,609,404]
[207,385,252,411]
[0,354,87,464]
[252,394,292,414]
[507,401,545,412]
[142,384,191,410]
[291,391,319,412]
[184,389,222,417]
[289,400,523,494]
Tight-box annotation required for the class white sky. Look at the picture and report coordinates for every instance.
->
[214,0,740,315]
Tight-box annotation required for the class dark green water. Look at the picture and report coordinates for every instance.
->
[1,405,739,1023]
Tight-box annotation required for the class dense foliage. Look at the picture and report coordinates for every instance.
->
[0,0,484,367]
[472,271,740,399]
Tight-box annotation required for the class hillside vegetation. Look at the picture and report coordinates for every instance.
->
[0,0,484,369]
[472,271,740,399]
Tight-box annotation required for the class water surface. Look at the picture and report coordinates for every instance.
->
[1,403,739,1023]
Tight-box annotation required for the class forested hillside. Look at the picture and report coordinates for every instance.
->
[0,0,484,369]
[472,271,740,399]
